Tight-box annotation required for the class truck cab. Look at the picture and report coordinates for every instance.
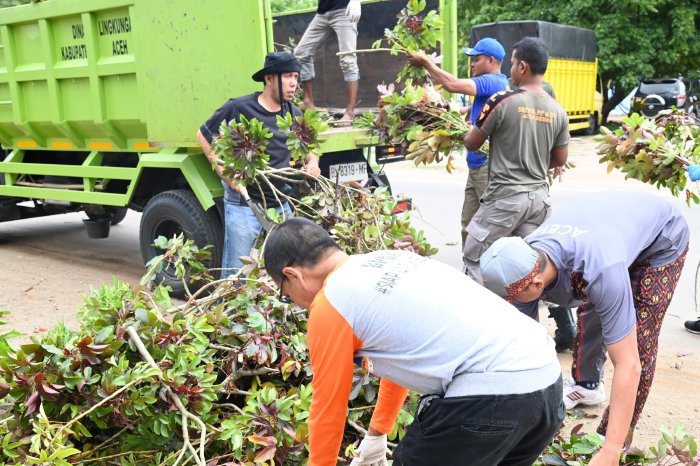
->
[469,21,602,134]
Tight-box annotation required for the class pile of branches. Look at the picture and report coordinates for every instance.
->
[596,109,700,204]
[0,183,433,466]
[370,0,443,83]
[357,82,470,173]
[211,108,329,191]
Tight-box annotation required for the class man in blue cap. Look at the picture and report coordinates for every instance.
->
[408,38,509,248]
[462,37,568,283]
[196,52,321,278]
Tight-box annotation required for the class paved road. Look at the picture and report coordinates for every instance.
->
[383,136,700,352]
[0,135,698,443]
[1,135,699,350]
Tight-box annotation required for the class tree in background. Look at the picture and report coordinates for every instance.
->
[457,0,700,123]
[271,0,315,14]
[0,0,32,5]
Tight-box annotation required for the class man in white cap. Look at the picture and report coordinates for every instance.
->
[479,191,689,466]
[408,38,509,248]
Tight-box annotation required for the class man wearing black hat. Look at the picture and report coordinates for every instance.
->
[196,52,321,278]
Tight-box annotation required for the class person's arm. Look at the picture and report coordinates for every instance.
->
[588,330,641,466]
[463,126,488,152]
[463,92,503,151]
[197,129,239,191]
[407,52,477,95]
[549,111,569,168]
[307,292,358,466]
[549,145,568,169]
[585,265,639,465]
[304,153,321,178]
[369,378,409,434]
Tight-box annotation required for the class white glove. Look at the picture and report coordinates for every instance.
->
[345,0,361,23]
[350,433,388,466]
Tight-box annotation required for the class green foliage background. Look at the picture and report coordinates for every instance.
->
[8,0,699,121]
[456,0,700,121]
[270,0,315,14]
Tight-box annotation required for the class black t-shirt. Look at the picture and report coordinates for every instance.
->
[318,0,349,14]
[200,93,302,205]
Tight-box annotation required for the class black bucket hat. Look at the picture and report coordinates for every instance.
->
[252,52,302,82]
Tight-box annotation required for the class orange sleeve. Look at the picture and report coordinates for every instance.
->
[369,378,410,434]
[307,290,362,466]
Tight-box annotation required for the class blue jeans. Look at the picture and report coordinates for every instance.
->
[221,201,291,278]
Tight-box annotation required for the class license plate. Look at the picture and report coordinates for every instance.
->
[329,162,367,182]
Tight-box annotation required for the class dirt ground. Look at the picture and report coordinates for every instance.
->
[0,135,699,453]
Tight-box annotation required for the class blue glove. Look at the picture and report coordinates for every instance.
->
[687,165,700,182]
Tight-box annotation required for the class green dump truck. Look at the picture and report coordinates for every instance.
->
[0,0,457,294]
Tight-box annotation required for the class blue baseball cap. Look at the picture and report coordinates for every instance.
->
[463,38,505,62]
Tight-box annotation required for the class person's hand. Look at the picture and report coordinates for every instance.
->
[407,52,429,67]
[349,434,388,466]
[687,164,700,181]
[303,163,321,178]
[588,444,621,466]
[345,0,361,22]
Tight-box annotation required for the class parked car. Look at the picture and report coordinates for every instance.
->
[629,77,700,117]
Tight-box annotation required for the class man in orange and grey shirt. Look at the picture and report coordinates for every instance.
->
[264,218,564,466]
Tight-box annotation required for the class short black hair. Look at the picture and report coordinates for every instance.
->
[513,37,549,75]
[263,218,340,281]
[533,248,548,273]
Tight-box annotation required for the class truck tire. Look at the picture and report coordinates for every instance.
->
[583,113,599,136]
[109,207,128,225]
[139,189,223,298]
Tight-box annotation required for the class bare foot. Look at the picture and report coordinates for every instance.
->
[331,112,355,126]
[339,112,354,122]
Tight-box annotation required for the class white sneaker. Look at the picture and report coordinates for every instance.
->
[564,377,606,410]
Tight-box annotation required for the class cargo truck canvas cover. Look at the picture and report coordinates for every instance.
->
[470,21,601,132]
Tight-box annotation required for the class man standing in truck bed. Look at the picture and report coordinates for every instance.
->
[408,38,509,249]
[294,0,361,124]
[462,37,569,283]
[197,52,320,278]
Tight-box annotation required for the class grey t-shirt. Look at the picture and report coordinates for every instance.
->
[475,88,569,202]
[521,192,689,345]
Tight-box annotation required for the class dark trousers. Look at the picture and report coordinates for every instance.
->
[393,377,564,466]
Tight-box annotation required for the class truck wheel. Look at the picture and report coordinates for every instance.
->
[139,189,223,298]
[109,207,128,225]
[583,114,599,136]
